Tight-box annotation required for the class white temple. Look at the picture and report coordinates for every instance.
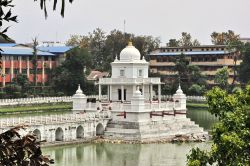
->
[97,41,162,102]
[72,42,208,142]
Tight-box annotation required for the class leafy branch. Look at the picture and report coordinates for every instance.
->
[34,0,74,18]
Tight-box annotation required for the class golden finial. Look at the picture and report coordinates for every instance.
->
[128,41,133,46]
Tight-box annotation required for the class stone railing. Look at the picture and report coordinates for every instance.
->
[161,95,206,102]
[144,101,181,111]
[99,77,161,84]
[0,96,73,106]
[0,112,111,128]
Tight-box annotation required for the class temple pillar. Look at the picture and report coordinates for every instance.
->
[121,85,124,102]
[110,85,112,101]
[98,84,101,100]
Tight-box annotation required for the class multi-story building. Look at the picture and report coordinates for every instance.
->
[149,45,242,84]
[0,43,72,87]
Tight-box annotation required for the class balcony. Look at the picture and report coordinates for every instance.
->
[98,77,161,85]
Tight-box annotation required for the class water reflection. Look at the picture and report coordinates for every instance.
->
[43,143,210,166]
[187,108,218,130]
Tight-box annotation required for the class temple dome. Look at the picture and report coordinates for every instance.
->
[120,42,141,61]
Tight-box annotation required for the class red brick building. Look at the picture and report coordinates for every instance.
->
[0,43,72,87]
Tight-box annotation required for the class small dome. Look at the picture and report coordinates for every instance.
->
[176,85,183,94]
[120,42,141,61]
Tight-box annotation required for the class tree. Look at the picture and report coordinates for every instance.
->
[188,84,206,96]
[211,30,243,85]
[173,53,207,95]
[214,67,229,89]
[211,30,240,45]
[66,29,160,71]
[166,32,200,47]
[34,0,74,17]
[167,39,179,47]
[187,86,250,165]
[0,126,54,165]
[66,34,90,48]
[88,28,107,70]
[178,32,200,47]
[132,35,160,60]
[32,38,39,87]
[12,73,30,95]
[239,43,250,84]
[0,1,18,42]
[51,47,92,95]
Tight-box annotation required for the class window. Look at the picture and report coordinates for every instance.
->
[5,68,10,74]
[13,56,18,60]
[120,69,125,77]
[44,56,49,61]
[22,69,27,74]
[14,69,19,74]
[138,69,143,77]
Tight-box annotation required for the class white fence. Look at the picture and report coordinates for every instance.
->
[0,111,111,128]
[0,96,72,106]
[0,95,206,107]
[161,95,206,102]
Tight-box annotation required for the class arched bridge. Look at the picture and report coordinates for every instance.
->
[0,112,111,143]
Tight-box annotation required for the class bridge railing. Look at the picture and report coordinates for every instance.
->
[161,95,206,102]
[0,111,111,128]
[0,96,73,106]
[0,95,109,106]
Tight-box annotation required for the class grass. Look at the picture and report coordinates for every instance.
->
[0,103,72,114]
[187,102,208,109]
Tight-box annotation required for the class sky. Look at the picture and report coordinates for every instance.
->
[6,0,250,46]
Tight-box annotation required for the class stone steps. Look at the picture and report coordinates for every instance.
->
[105,127,138,133]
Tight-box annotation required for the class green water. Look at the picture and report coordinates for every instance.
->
[42,108,216,166]
[43,143,210,166]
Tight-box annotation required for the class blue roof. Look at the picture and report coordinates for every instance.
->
[152,51,229,56]
[38,46,73,53]
[0,46,55,56]
[0,43,17,47]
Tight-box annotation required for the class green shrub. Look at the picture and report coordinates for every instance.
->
[56,92,65,96]
[0,92,6,99]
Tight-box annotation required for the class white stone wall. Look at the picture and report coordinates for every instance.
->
[111,63,148,78]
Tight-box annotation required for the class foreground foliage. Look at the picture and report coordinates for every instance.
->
[0,126,54,166]
[187,86,250,166]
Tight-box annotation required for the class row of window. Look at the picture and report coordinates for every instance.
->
[161,47,225,52]
[3,56,56,61]
[4,68,51,74]
[120,69,143,77]
[152,55,232,62]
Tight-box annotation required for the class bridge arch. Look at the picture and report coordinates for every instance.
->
[33,129,41,141]
[55,127,64,141]
[96,123,104,136]
[76,125,84,139]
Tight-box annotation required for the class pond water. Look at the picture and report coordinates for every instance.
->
[43,142,210,166]
[42,107,217,166]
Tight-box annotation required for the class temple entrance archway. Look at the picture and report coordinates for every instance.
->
[96,123,104,136]
[76,125,84,139]
[33,129,41,141]
[55,127,64,141]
